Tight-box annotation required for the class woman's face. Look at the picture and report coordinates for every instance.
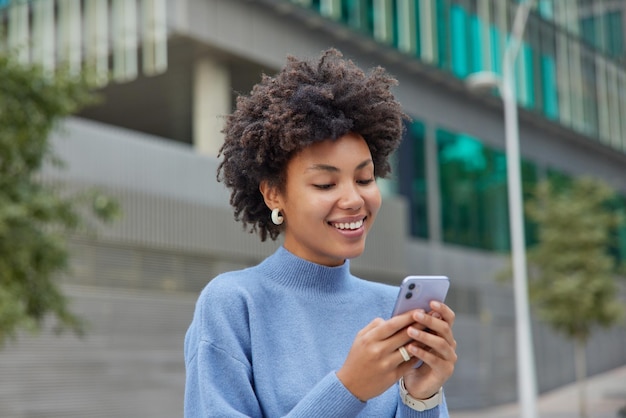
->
[270,132,382,267]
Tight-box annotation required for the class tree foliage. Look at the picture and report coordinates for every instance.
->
[0,52,119,347]
[525,176,624,342]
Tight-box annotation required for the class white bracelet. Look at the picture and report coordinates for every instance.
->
[398,377,442,411]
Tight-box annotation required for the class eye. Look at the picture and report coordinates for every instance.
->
[314,184,334,190]
[357,178,375,185]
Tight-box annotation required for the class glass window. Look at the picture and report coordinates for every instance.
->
[617,71,626,152]
[607,63,622,147]
[437,129,510,251]
[437,128,538,252]
[580,46,599,136]
[521,160,539,247]
[537,0,553,21]
[539,22,559,120]
[514,41,535,109]
[596,55,611,143]
[340,0,374,35]
[606,11,624,59]
[418,0,436,63]
[394,0,419,55]
[397,120,429,239]
[469,8,484,73]
[540,53,559,119]
[580,15,596,49]
[489,21,502,75]
[613,195,626,267]
[435,0,451,72]
[450,3,469,77]
[373,0,394,44]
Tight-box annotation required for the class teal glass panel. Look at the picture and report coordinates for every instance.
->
[340,0,356,26]
[490,24,502,76]
[469,13,483,73]
[580,16,596,48]
[391,0,399,49]
[413,0,421,58]
[398,120,428,239]
[522,43,535,109]
[521,160,539,247]
[437,129,510,252]
[436,0,450,71]
[606,194,626,267]
[614,196,626,266]
[394,0,420,56]
[450,4,468,77]
[540,54,558,120]
[365,0,375,37]
[607,11,624,58]
[537,0,553,20]
[580,49,599,136]
[342,0,373,35]
[311,0,322,13]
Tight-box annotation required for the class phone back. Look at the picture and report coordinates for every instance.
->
[391,275,450,316]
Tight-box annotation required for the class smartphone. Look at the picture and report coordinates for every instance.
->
[391,275,450,317]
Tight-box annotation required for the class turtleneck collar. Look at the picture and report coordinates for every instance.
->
[258,246,353,295]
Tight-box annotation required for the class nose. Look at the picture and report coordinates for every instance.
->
[338,183,364,210]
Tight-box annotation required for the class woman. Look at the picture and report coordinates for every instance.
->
[184,49,457,417]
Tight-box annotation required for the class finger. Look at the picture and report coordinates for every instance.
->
[429,301,456,327]
[407,340,457,376]
[396,344,430,371]
[367,310,423,340]
[411,311,456,348]
[407,327,457,363]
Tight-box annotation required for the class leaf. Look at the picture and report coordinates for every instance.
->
[500,176,625,343]
[0,49,117,348]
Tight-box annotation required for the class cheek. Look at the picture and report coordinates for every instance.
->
[366,188,382,214]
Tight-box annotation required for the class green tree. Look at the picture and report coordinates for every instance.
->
[0,52,119,347]
[524,176,624,418]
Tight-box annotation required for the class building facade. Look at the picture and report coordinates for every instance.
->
[1,0,626,416]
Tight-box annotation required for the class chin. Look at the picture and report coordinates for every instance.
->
[341,244,367,260]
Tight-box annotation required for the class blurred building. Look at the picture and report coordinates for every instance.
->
[1,0,626,415]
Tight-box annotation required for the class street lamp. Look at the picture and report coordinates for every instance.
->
[466,2,538,418]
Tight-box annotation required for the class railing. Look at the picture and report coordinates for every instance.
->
[0,0,167,84]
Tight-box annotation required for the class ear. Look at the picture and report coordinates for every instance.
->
[259,180,282,210]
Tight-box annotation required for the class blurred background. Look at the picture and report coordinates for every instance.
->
[0,0,625,416]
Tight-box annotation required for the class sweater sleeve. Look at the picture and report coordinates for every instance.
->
[184,280,263,417]
[185,339,263,417]
[184,278,367,417]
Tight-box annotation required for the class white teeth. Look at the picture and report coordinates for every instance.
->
[333,220,364,230]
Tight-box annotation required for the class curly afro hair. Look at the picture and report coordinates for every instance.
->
[217,48,408,242]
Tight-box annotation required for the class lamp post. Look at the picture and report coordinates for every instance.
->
[466,2,538,418]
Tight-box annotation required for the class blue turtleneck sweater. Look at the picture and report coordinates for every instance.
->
[184,246,449,417]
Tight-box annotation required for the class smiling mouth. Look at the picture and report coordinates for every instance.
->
[330,219,365,231]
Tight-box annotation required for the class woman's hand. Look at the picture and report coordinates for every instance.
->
[401,301,457,400]
[336,311,425,401]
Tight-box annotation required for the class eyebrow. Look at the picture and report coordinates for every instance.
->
[307,159,373,173]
